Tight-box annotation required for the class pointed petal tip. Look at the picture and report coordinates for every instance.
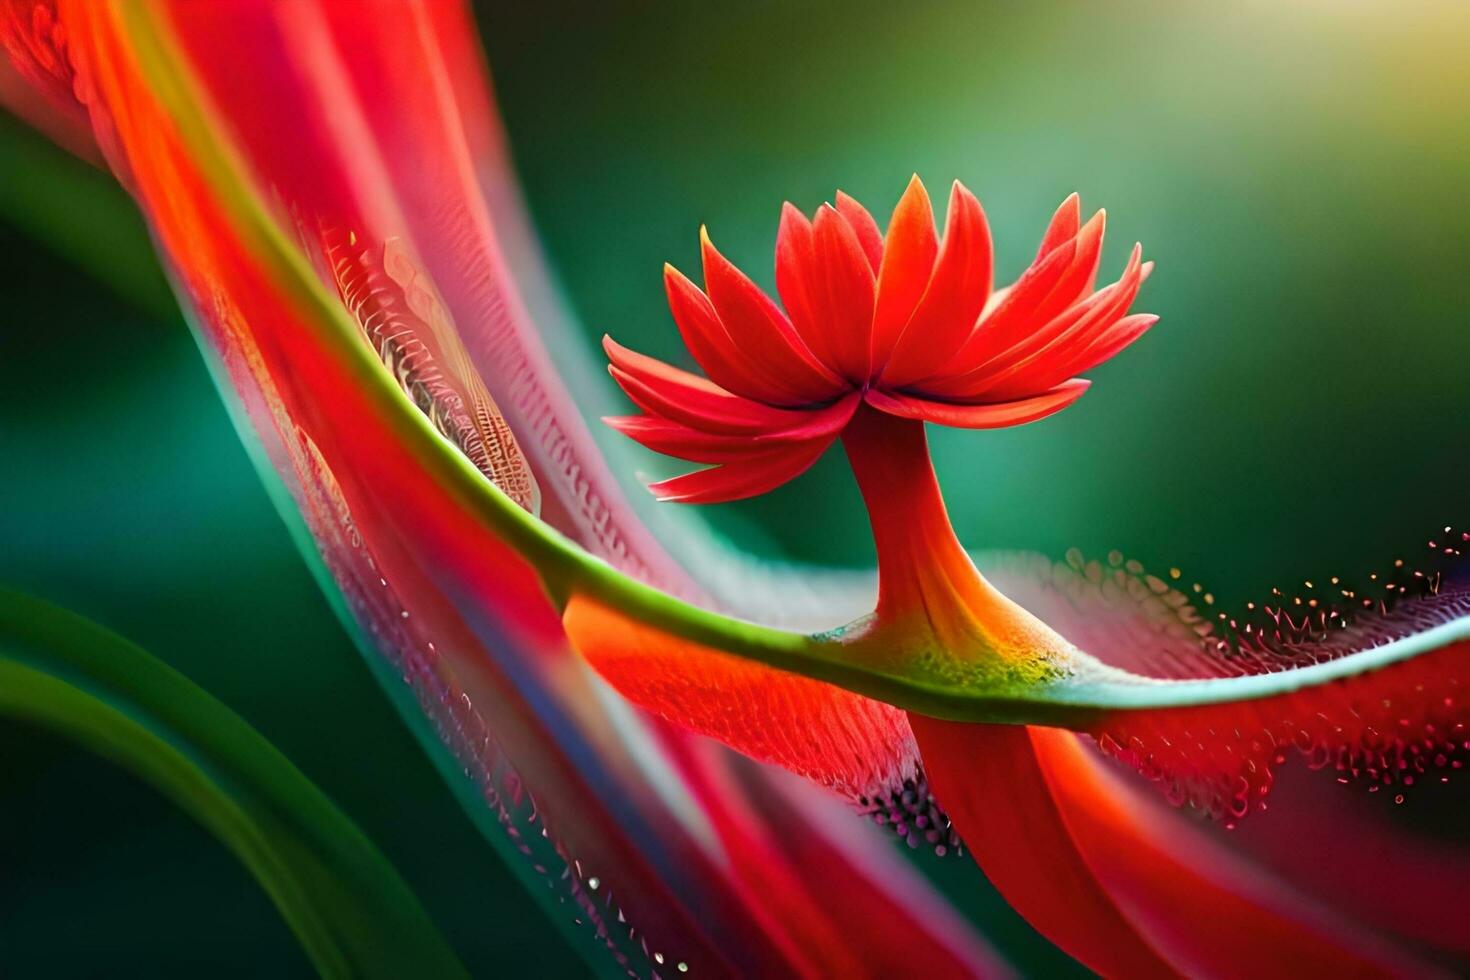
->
[1056,192,1082,223]
[664,263,714,312]
[897,174,933,211]
[663,261,699,295]
[780,200,808,222]
[646,471,712,505]
[1069,209,1107,254]
[1123,243,1144,276]
[1034,193,1084,259]
[946,181,987,221]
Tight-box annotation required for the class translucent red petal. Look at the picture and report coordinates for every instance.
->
[564,596,918,798]
[913,719,1430,976]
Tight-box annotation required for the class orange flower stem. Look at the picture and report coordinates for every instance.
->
[840,403,1069,671]
[841,404,976,624]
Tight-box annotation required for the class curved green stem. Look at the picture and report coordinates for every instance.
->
[0,590,468,980]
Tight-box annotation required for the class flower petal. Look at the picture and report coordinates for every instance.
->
[604,336,818,434]
[647,439,834,504]
[977,246,1147,400]
[1035,192,1081,260]
[1047,208,1108,307]
[1010,205,1106,319]
[564,595,919,798]
[879,180,994,387]
[606,392,858,466]
[931,227,1086,387]
[664,259,793,404]
[870,174,939,365]
[1061,311,1160,377]
[775,203,819,348]
[776,201,876,383]
[698,230,845,403]
[815,203,880,381]
[865,379,1089,429]
[834,189,883,272]
[606,416,784,463]
[913,721,1178,977]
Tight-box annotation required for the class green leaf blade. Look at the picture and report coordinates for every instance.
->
[0,590,468,980]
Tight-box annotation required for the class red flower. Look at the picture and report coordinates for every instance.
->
[606,176,1155,503]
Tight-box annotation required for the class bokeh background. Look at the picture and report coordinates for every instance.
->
[2,2,1467,975]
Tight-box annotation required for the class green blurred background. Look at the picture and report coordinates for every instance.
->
[2,2,1467,975]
